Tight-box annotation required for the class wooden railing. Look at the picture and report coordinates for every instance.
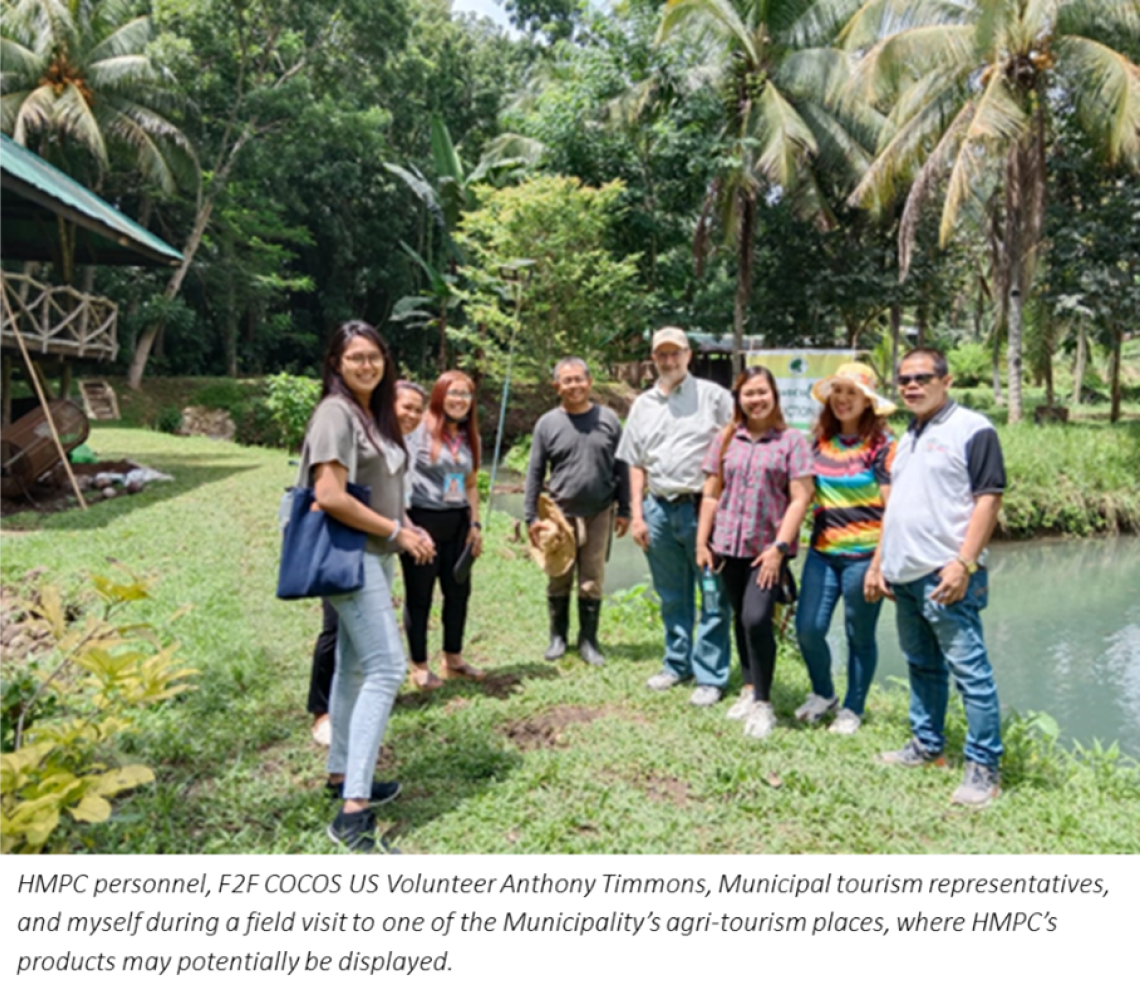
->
[0,271,118,361]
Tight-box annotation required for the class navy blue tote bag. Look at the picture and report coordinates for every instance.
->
[276,481,372,600]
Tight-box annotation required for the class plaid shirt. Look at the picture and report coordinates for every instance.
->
[701,426,813,558]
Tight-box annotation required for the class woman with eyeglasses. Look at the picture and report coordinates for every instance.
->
[304,321,434,852]
[307,380,430,748]
[401,370,485,686]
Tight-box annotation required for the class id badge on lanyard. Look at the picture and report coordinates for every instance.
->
[443,470,466,504]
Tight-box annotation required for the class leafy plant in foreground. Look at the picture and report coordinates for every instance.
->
[0,568,196,853]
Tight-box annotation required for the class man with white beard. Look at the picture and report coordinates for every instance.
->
[616,327,734,705]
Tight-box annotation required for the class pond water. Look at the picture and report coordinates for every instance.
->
[492,488,1139,756]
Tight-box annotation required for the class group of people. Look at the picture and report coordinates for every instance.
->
[299,323,487,852]
[524,327,1005,809]
[299,320,1006,852]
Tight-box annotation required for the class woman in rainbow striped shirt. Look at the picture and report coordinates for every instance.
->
[794,362,897,735]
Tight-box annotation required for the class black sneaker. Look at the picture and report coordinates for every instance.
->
[325,779,401,806]
[327,808,401,853]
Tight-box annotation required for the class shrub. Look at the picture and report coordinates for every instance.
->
[0,568,196,853]
[264,373,321,451]
[155,406,182,434]
[947,341,991,387]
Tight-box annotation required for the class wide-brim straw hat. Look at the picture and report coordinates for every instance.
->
[528,494,576,577]
[811,361,897,417]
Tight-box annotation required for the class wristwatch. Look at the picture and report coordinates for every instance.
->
[774,541,790,556]
[956,555,978,575]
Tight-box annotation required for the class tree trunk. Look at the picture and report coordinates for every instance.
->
[888,303,901,396]
[1109,325,1123,423]
[732,191,756,378]
[1006,282,1024,423]
[915,305,927,348]
[991,321,1004,404]
[1071,320,1086,407]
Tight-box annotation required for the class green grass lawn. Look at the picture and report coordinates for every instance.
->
[2,428,1137,854]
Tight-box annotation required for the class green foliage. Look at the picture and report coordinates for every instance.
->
[155,406,183,435]
[502,434,533,474]
[947,341,991,387]
[455,175,641,376]
[0,569,196,853]
[264,373,321,451]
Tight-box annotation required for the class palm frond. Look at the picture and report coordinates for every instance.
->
[87,14,152,63]
[55,82,108,166]
[836,0,966,53]
[0,37,42,84]
[657,0,760,65]
[88,54,158,91]
[100,104,175,192]
[1055,35,1140,168]
[754,83,818,189]
[850,24,976,106]
[939,73,1026,247]
[1057,0,1140,42]
[10,84,55,144]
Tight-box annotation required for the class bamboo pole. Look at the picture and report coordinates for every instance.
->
[1,281,88,510]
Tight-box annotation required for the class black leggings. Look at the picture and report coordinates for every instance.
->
[308,598,338,716]
[400,507,471,663]
[719,556,782,702]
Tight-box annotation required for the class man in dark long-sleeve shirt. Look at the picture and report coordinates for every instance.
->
[524,357,630,665]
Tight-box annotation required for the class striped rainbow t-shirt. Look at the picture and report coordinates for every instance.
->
[809,433,895,558]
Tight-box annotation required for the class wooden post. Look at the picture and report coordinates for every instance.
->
[1,352,11,426]
[1,282,87,510]
[60,359,73,401]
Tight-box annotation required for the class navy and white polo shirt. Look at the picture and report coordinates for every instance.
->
[880,401,1006,584]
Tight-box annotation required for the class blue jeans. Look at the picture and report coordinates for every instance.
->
[643,495,730,687]
[795,550,882,715]
[893,568,1002,769]
[327,553,407,800]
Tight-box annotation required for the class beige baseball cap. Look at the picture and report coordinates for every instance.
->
[651,326,689,351]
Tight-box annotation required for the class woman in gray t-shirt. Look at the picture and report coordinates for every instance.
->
[305,321,433,853]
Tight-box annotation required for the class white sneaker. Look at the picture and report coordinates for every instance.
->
[743,701,777,739]
[689,685,723,707]
[794,693,838,723]
[829,708,862,735]
[646,670,684,691]
[726,692,754,721]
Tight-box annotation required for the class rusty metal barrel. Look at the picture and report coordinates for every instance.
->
[0,399,90,494]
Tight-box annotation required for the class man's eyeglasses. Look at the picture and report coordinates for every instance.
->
[897,372,937,387]
[343,352,384,368]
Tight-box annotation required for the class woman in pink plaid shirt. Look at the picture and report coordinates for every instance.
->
[696,366,814,740]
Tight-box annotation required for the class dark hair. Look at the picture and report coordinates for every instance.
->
[715,366,786,483]
[816,394,888,446]
[426,370,481,472]
[320,320,405,456]
[396,380,426,399]
[899,347,949,378]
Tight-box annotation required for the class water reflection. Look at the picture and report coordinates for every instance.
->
[495,486,1139,755]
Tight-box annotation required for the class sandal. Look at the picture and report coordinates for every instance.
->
[441,659,486,682]
[410,665,443,691]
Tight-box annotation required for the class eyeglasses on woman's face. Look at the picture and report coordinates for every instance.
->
[446,389,473,401]
[342,350,385,369]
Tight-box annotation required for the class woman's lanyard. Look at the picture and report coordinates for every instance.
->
[443,431,463,464]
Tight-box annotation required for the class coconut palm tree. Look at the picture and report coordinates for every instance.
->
[0,0,193,202]
[658,0,879,373]
[840,0,1140,422]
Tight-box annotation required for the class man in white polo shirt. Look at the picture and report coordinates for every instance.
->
[867,347,1005,807]
[617,327,734,705]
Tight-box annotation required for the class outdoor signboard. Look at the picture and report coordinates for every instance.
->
[745,349,856,433]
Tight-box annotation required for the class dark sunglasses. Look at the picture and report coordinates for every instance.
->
[898,373,938,386]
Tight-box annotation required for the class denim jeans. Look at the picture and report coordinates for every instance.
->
[893,568,1002,768]
[327,552,407,799]
[643,495,730,687]
[795,550,883,715]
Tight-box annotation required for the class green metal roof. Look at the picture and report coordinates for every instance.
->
[0,133,182,267]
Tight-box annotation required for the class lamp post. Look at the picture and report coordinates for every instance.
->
[486,259,533,519]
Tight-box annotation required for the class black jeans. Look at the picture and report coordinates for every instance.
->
[308,597,338,716]
[400,507,471,663]
[719,556,784,702]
